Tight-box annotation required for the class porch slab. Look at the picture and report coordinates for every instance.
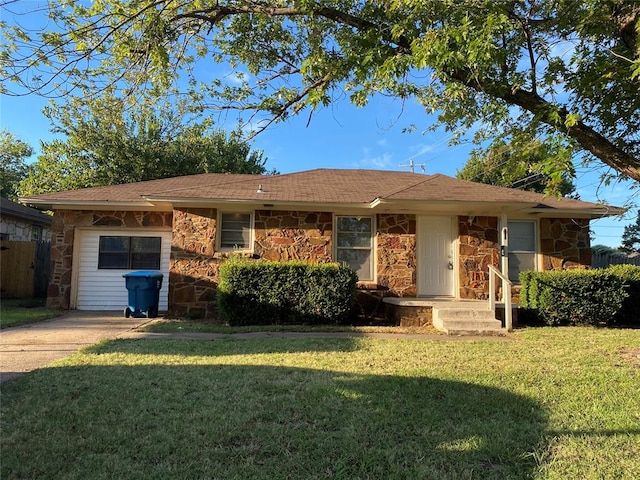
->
[382,297,489,308]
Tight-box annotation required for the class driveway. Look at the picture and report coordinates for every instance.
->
[0,311,151,383]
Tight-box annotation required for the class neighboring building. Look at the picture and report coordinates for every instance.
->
[0,197,52,241]
[20,169,620,321]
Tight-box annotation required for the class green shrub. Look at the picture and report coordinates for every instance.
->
[217,257,358,326]
[519,270,627,326]
[605,264,640,327]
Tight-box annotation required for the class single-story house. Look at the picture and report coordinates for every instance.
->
[1,197,52,241]
[20,169,619,326]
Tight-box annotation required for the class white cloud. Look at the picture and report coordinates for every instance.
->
[223,70,250,85]
[353,148,393,169]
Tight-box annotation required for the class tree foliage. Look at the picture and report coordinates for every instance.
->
[620,210,640,253]
[0,130,33,199]
[2,1,639,182]
[457,137,575,196]
[16,93,270,196]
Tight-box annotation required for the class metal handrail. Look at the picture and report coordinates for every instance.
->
[488,264,513,331]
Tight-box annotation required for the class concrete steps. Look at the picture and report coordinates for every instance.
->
[382,297,508,335]
[432,304,505,335]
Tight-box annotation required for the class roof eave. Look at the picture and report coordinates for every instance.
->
[19,198,171,211]
[373,198,622,218]
[143,196,374,211]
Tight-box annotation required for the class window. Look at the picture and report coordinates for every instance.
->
[31,225,43,241]
[219,212,253,250]
[507,221,537,282]
[98,236,161,270]
[335,216,374,281]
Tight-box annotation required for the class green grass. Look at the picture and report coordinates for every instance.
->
[0,298,61,329]
[2,327,639,479]
[143,318,441,335]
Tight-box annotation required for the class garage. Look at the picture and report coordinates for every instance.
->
[72,228,172,311]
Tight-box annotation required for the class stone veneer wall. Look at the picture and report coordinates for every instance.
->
[0,217,51,241]
[458,216,500,300]
[169,208,219,318]
[169,209,334,318]
[254,210,333,262]
[540,218,591,270]
[47,210,172,309]
[376,214,416,297]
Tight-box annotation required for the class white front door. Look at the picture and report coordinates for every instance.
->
[418,216,454,296]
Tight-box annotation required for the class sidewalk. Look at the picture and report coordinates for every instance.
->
[118,329,508,341]
[0,311,151,383]
[1,312,508,383]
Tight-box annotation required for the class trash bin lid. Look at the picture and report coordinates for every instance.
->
[123,271,164,278]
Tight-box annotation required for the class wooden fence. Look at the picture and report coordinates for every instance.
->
[592,251,640,269]
[0,240,51,298]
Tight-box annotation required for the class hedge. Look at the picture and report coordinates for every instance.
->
[217,258,358,326]
[519,269,627,326]
[605,264,640,327]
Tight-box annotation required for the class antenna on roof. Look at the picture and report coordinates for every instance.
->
[398,158,426,173]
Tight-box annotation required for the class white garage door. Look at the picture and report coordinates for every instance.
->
[74,228,172,311]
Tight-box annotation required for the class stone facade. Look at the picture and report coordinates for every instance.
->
[458,216,500,300]
[169,209,335,318]
[540,218,591,270]
[44,206,593,319]
[254,210,333,262]
[47,210,172,309]
[376,214,416,297]
[0,216,51,241]
[169,208,219,318]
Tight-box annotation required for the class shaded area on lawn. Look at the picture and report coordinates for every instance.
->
[0,298,60,329]
[1,362,546,479]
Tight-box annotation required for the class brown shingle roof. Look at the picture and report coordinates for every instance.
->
[20,168,616,214]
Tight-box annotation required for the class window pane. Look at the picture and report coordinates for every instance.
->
[98,253,129,269]
[221,213,252,249]
[337,217,372,233]
[99,236,161,270]
[337,249,372,281]
[31,225,43,241]
[100,236,129,253]
[337,232,371,248]
[508,252,536,282]
[98,236,129,269]
[336,216,373,280]
[131,237,161,253]
[131,253,161,270]
[508,221,536,252]
[220,230,251,248]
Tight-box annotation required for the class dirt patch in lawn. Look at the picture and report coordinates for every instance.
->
[620,347,640,368]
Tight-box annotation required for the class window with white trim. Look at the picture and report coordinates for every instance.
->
[335,216,374,281]
[98,236,161,270]
[507,221,537,282]
[219,212,253,250]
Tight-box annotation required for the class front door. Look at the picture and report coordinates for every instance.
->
[418,216,454,296]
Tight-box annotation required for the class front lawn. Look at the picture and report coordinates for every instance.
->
[0,298,60,329]
[1,327,638,479]
[142,318,441,335]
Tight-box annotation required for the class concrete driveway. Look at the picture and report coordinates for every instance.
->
[0,311,151,383]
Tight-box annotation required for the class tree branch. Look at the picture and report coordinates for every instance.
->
[447,68,640,181]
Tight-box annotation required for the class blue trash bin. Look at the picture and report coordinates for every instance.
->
[123,271,163,318]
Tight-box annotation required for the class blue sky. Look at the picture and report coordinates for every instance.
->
[0,4,635,248]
